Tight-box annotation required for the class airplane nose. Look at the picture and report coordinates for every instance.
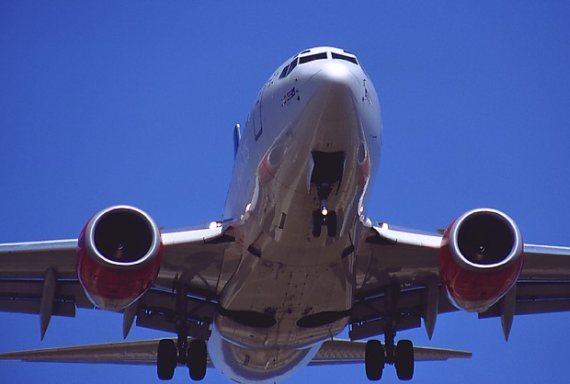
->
[308,61,358,121]
[311,61,356,94]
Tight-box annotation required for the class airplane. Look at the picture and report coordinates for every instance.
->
[1,46,570,383]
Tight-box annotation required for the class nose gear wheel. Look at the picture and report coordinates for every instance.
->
[313,209,337,237]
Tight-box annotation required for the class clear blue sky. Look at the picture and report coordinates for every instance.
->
[1,1,570,383]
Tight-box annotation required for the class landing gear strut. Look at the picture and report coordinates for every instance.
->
[310,151,344,238]
[156,284,208,381]
[312,209,337,238]
[312,183,337,237]
[364,284,414,381]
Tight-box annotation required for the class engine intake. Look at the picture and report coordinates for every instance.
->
[439,208,523,312]
[456,213,516,267]
[77,206,162,310]
[89,207,158,265]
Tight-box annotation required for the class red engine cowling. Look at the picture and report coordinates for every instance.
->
[77,205,162,311]
[439,208,523,313]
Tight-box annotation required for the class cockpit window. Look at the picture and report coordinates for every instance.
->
[279,49,359,80]
[279,57,299,79]
[299,52,328,64]
[331,52,358,65]
[279,66,288,79]
[287,57,298,74]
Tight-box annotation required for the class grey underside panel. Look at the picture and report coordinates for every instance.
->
[0,239,78,279]
[0,224,233,300]
[479,281,570,318]
[0,281,217,340]
[349,225,570,340]
[156,225,235,295]
[0,339,470,366]
[0,339,171,366]
[3,267,570,341]
[2,282,570,343]
[2,225,570,346]
[311,340,471,365]
[0,226,231,339]
[349,280,570,340]
[3,279,569,343]
[521,244,570,279]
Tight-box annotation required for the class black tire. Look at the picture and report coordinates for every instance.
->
[188,339,207,381]
[327,211,337,237]
[312,210,322,237]
[395,340,414,381]
[157,339,177,380]
[365,339,385,381]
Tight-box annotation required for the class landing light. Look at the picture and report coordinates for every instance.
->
[209,221,221,230]
[321,208,328,216]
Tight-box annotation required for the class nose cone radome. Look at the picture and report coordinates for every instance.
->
[313,60,356,93]
[308,61,359,122]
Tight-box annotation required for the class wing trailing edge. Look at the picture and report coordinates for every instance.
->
[0,338,470,367]
[312,339,471,365]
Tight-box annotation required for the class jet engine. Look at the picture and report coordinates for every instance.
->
[438,208,523,313]
[77,205,162,311]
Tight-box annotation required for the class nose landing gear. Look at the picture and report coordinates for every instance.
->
[312,207,337,237]
[312,183,338,237]
[309,151,345,238]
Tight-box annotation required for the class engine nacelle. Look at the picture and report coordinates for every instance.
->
[77,205,162,311]
[439,208,523,313]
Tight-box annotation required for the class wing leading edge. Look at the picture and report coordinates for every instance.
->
[352,221,570,341]
[0,222,238,339]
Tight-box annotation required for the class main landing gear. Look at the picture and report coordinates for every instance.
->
[157,338,207,381]
[364,284,414,381]
[364,325,415,381]
[157,284,208,381]
[365,338,414,381]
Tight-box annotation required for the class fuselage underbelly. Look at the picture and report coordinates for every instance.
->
[209,47,382,383]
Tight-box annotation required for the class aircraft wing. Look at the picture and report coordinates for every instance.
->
[0,338,470,366]
[351,222,570,340]
[0,239,78,279]
[311,339,471,365]
[0,224,236,339]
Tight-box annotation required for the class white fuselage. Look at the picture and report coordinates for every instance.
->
[209,47,382,383]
